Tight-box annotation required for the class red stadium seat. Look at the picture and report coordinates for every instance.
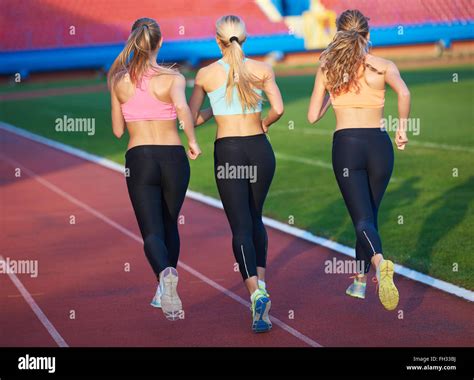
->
[1,0,288,51]
[319,0,473,26]
[1,0,472,51]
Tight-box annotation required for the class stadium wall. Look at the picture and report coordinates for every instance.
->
[1,21,473,76]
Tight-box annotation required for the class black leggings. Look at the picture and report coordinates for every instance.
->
[214,134,276,281]
[332,128,394,274]
[125,145,190,278]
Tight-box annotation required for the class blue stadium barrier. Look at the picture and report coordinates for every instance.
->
[0,21,472,76]
[271,0,310,16]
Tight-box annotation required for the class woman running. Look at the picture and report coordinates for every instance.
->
[308,10,410,310]
[189,15,284,332]
[108,18,201,320]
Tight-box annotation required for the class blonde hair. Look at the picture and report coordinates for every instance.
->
[320,9,381,96]
[216,15,262,111]
[107,18,175,89]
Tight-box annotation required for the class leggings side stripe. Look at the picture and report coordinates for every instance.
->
[240,244,250,279]
[363,230,377,255]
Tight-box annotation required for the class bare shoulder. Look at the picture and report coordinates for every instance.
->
[195,61,220,84]
[366,54,395,72]
[150,69,183,92]
[199,61,222,75]
[170,71,186,85]
[246,58,275,80]
[113,72,132,94]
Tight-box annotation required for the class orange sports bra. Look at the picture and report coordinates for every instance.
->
[330,77,385,109]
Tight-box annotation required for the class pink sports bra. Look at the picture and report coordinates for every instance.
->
[121,68,177,122]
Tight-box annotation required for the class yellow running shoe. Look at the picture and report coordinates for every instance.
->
[376,260,399,311]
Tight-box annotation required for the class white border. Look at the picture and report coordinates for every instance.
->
[1,121,472,303]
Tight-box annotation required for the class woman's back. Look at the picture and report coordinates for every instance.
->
[197,58,269,138]
[114,68,182,148]
[329,54,388,130]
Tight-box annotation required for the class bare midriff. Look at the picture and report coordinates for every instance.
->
[126,119,181,150]
[334,107,384,131]
[214,112,264,139]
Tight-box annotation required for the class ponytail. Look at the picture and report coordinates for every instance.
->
[320,30,368,96]
[319,9,374,96]
[216,15,262,111]
[224,39,262,111]
[107,18,163,89]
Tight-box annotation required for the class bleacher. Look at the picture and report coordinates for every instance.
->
[320,0,472,26]
[0,0,473,76]
[1,0,288,51]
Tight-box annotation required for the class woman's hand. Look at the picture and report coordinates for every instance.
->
[386,60,411,151]
[395,129,408,150]
[188,140,202,160]
[261,119,269,133]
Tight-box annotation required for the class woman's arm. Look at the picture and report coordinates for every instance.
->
[189,69,214,126]
[385,60,411,150]
[195,108,213,126]
[110,87,126,138]
[261,64,284,132]
[170,74,201,159]
[308,67,331,124]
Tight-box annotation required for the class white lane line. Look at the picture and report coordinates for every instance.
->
[275,151,398,182]
[181,264,320,348]
[408,140,474,153]
[0,153,321,348]
[275,152,332,169]
[297,128,474,153]
[1,121,472,303]
[0,255,69,347]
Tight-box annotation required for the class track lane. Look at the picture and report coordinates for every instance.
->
[1,128,473,347]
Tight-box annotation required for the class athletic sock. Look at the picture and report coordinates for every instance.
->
[258,279,266,290]
[376,259,385,282]
[250,288,261,303]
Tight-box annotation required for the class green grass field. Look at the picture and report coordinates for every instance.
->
[1,65,473,289]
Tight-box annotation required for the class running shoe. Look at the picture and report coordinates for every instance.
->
[150,282,162,308]
[251,289,272,333]
[346,275,367,299]
[258,279,270,297]
[159,267,183,321]
[376,260,399,311]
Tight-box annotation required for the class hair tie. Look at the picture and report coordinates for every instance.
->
[229,36,239,43]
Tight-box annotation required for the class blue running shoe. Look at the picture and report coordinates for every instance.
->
[251,289,272,333]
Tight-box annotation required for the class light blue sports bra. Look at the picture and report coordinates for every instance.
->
[207,59,263,116]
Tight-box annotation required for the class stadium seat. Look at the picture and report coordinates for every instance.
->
[1,0,288,51]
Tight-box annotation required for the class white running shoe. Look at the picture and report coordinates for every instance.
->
[150,282,163,308]
[159,267,183,321]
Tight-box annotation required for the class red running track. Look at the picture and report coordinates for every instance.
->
[1,128,473,347]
